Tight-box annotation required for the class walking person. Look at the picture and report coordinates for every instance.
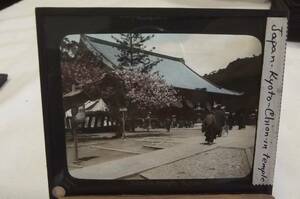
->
[223,114,229,136]
[228,112,234,130]
[237,110,246,130]
[214,105,226,137]
[203,110,217,145]
[165,117,172,132]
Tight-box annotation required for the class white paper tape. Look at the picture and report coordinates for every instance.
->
[253,17,288,185]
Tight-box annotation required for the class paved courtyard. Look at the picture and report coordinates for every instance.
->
[66,125,256,179]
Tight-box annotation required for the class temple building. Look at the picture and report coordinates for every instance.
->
[64,34,243,132]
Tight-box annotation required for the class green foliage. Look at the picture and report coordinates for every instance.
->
[112,33,161,73]
[204,55,263,111]
[60,37,79,62]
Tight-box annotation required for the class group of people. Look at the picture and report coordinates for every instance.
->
[162,104,249,145]
[202,105,250,144]
[202,105,228,145]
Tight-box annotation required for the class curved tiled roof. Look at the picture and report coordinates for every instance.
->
[81,35,242,96]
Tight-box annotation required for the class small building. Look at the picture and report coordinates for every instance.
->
[65,98,115,133]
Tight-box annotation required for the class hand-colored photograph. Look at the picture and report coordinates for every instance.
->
[60,33,262,180]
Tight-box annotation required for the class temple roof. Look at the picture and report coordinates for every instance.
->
[81,35,242,96]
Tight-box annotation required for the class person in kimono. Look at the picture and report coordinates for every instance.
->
[203,110,217,145]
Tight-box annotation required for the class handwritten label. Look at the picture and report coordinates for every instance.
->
[253,17,287,185]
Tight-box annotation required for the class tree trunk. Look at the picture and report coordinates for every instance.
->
[114,119,123,138]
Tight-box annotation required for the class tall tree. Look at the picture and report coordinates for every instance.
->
[112,33,161,73]
[60,37,79,62]
[111,33,179,131]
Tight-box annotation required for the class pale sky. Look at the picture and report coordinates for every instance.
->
[67,33,262,75]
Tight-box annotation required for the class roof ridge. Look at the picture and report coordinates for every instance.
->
[84,35,185,63]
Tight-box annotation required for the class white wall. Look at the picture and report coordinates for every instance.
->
[0,1,299,198]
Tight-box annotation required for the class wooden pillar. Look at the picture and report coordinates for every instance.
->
[94,116,99,128]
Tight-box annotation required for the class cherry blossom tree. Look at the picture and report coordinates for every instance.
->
[114,68,178,110]
[60,35,180,134]
[60,37,108,98]
[114,68,178,112]
[113,68,180,131]
[111,33,177,131]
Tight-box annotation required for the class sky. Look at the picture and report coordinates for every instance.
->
[67,33,262,75]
